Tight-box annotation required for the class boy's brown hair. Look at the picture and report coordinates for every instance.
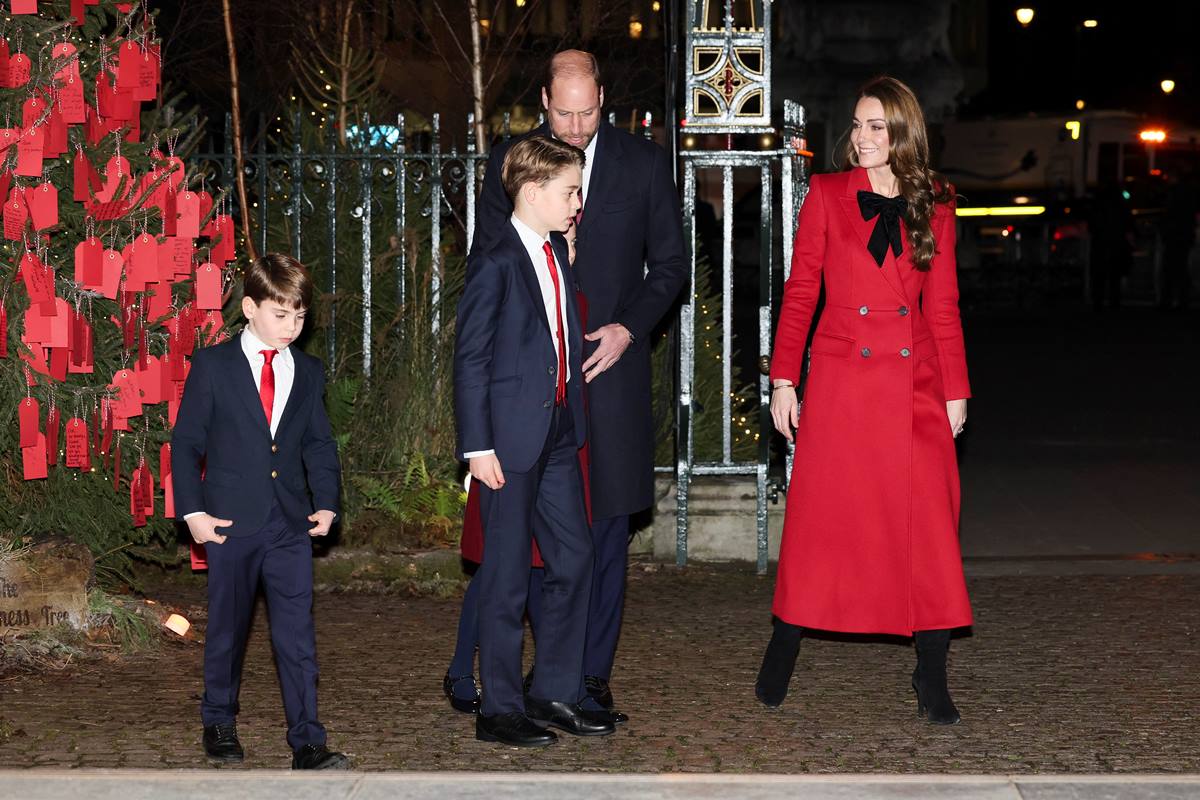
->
[243,253,314,309]
[501,135,586,204]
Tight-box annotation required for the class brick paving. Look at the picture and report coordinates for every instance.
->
[1,561,1198,773]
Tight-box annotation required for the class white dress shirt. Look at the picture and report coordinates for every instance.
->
[581,130,599,208]
[241,326,295,438]
[462,216,572,460]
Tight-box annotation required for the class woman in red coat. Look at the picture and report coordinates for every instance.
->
[756,76,971,725]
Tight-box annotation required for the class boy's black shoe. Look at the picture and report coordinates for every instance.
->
[291,743,351,770]
[202,723,244,762]
[476,712,558,747]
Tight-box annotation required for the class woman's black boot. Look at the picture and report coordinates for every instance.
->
[912,629,961,725]
[755,619,803,707]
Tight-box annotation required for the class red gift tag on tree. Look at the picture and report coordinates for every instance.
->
[65,418,90,469]
[45,404,61,466]
[73,150,101,201]
[99,248,123,299]
[130,471,146,526]
[21,95,46,129]
[22,433,48,480]
[44,104,68,158]
[175,190,200,238]
[0,128,18,158]
[145,279,171,325]
[4,190,28,240]
[0,302,7,358]
[134,48,157,102]
[59,72,86,122]
[15,125,44,177]
[128,232,159,280]
[109,369,142,419]
[28,182,58,230]
[95,155,131,203]
[48,346,68,382]
[9,53,31,88]
[76,236,103,286]
[18,397,40,447]
[116,41,140,89]
[11,0,38,14]
[20,251,53,307]
[136,354,164,404]
[194,262,223,309]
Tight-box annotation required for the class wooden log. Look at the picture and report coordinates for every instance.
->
[0,539,93,636]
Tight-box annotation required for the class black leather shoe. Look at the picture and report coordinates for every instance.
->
[584,675,615,709]
[476,711,558,747]
[202,723,244,762]
[291,743,351,770]
[443,671,481,714]
[525,696,616,737]
[598,707,629,725]
[913,630,961,725]
[755,619,803,707]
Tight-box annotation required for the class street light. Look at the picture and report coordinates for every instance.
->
[1161,79,1176,94]
[1015,7,1035,26]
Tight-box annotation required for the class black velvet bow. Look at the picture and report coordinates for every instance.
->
[857,190,908,267]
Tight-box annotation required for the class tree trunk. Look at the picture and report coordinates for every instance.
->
[468,0,487,153]
[338,0,356,148]
[221,0,258,261]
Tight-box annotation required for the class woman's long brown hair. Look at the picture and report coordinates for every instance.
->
[838,76,952,271]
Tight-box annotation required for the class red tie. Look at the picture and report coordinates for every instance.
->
[259,349,276,425]
[542,242,568,406]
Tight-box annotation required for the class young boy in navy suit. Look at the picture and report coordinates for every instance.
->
[455,136,617,746]
[172,254,349,769]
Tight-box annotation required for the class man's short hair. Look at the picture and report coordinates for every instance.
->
[243,253,313,310]
[501,135,586,204]
[544,50,602,97]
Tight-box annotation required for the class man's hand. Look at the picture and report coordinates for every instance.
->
[470,453,506,490]
[308,509,336,537]
[186,513,233,545]
[582,323,633,382]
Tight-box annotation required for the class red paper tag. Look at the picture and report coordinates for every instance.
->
[12,0,38,14]
[9,53,31,88]
[4,190,28,240]
[131,474,146,526]
[28,182,58,230]
[175,190,200,239]
[22,433,48,480]
[139,463,154,515]
[163,471,175,518]
[189,540,207,571]
[45,405,60,465]
[44,104,68,158]
[95,156,131,203]
[73,150,101,201]
[15,125,44,177]
[194,263,222,309]
[69,0,84,24]
[76,237,104,286]
[0,128,18,157]
[128,232,159,282]
[18,397,40,447]
[20,252,53,306]
[0,302,7,358]
[48,346,68,382]
[59,73,86,122]
[99,249,123,299]
[134,49,157,102]
[21,95,46,130]
[65,418,89,468]
[116,41,140,89]
[109,369,143,419]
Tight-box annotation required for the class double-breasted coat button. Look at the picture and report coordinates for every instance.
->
[543,400,553,408]
[858,305,869,315]
[900,348,911,358]
[860,347,872,358]
[548,365,556,375]
[898,306,909,316]
[271,470,278,479]
[271,443,278,453]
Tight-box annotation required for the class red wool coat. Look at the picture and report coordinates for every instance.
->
[769,167,973,635]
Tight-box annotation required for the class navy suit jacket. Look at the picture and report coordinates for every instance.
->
[455,222,585,473]
[171,337,341,538]
[470,123,686,517]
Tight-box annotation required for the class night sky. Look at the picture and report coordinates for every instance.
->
[965,0,1198,123]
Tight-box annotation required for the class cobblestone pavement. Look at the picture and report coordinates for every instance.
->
[1,562,1198,773]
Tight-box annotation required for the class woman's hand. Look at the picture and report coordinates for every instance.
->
[770,383,800,442]
[947,398,967,438]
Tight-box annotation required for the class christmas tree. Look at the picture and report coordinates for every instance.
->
[1,0,225,584]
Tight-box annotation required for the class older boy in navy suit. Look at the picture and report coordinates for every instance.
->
[455,136,616,746]
[172,254,349,770]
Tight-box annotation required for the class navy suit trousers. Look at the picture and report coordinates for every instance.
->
[201,501,325,751]
[477,403,593,715]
